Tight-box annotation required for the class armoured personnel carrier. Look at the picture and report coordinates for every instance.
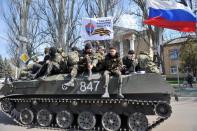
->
[0,73,174,131]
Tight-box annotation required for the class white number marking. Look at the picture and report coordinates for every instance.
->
[80,81,86,92]
[79,81,100,92]
[93,81,100,91]
[87,82,93,91]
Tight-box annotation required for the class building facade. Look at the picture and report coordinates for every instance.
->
[111,26,153,58]
[162,36,197,78]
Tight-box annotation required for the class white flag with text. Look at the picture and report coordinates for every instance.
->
[82,17,113,40]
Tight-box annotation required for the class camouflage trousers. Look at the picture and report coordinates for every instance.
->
[103,70,122,87]
[34,62,60,78]
[20,63,42,78]
[69,64,78,78]
[69,64,97,79]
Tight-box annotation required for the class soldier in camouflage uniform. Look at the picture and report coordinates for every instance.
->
[57,48,67,60]
[34,47,63,79]
[78,43,98,80]
[102,47,124,98]
[65,44,97,86]
[39,47,50,65]
[64,47,80,87]
[57,48,68,73]
[20,48,50,79]
[95,46,105,72]
[122,50,138,74]
[137,51,160,73]
[20,55,42,79]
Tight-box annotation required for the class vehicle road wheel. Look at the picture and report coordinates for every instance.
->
[37,109,53,127]
[102,112,121,131]
[19,108,34,125]
[77,111,96,130]
[155,102,172,118]
[56,110,73,128]
[1,99,13,113]
[128,112,148,131]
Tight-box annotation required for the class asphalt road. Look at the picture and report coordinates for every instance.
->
[0,96,197,131]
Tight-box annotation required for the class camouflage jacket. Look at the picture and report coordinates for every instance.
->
[95,52,105,64]
[138,53,159,73]
[67,50,79,66]
[104,53,123,71]
[79,51,98,67]
[122,56,138,69]
[50,53,63,64]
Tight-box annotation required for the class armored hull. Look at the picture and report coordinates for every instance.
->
[0,73,174,131]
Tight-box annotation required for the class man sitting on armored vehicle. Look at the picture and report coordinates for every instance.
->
[57,48,67,59]
[95,46,105,72]
[102,47,124,98]
[137,51,160,73]
[78,43,98,80]
[39,47,50,65]
[20,55,42,79]
[63,47,80,87]
[64,43,97,86]
[34,47,63,79]
[122,50,138,74]
[20,48,51,80]
[56,48,69,74]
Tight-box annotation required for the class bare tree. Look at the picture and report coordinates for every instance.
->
[4,0,48,68]
[35,0,84,50]
[84,0,124,23]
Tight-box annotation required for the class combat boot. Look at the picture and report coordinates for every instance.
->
[65,78,74,87]
[117,84,124,98]
[102,85,110,98]
[27,73,35,80]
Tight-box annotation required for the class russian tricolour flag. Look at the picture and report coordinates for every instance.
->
[144,0,197,32]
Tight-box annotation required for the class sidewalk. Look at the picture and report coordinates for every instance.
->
[173,83,197,97]
[171,82,197,88]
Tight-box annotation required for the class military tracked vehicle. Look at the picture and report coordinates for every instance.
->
[0,73,174,131]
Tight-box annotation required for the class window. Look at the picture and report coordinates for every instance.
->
[170,66,177,74]
[169,49,178,60]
